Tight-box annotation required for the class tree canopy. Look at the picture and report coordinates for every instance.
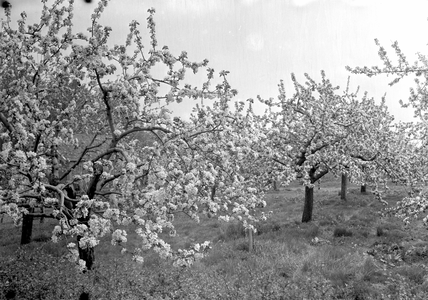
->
[1,0,421,272]
[0,0,270,270]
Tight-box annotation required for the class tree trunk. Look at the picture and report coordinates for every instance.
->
[341,173,347,201]
[50,145,60,186]
[247,228,254,252]
[273,180,279,191]
[78,163,103,271]
[302,186,314,223]
[21,208,34,245]
[78,236,95,271]
[39,207,45,224]
[361,184,367,193]
[64,184,95,270]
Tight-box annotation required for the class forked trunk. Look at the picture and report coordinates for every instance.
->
[302,186,314,223]
[341,173,347,201]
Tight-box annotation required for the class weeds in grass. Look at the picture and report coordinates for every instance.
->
[385,275,428,299]
[396,264,427,284]
[333,227,353,237]
[351,279,383,300]
[0,248,86,299]
[403,244,428,263]
[32,233,51,243]
[215,222,245,242]
[2,183,428,299]
[376,226,385,237]
[255,220,281,235]
[376,221,401,237]
[286,224,320,241]
[318,215,337,226]
[355,229,370,238]
[355,256,385,283]
[305,224,320,238]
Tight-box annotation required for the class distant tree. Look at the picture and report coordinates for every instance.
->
[347,38,428,224]
[0,0,267,271]
[253,72,396,222]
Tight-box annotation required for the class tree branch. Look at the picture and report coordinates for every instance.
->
[0,112,13,133]
[117,126,171,141]
[95,68,116,140]
[60,133,106,181]
[100,172,122,189]
[91,147,129,163]
[351,153,378,162]
[33,132,42,152]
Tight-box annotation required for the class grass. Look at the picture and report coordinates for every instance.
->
[2,175,428,299]
[333,227,354,237]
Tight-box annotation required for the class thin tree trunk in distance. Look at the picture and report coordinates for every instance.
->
[39,207,44,223]
[341,173,347,201]
[302,186,314,223]
[247,228,254,252]
[361,184,367,193]
[273,180,279,191]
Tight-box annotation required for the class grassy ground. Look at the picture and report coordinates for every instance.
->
[2,175,428,299]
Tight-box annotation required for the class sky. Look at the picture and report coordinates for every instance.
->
[4,0,428,122]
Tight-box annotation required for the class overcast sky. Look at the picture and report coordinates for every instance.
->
[5,0,428,122]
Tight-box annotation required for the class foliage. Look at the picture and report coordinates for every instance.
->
[249,71,400,222]
[346,38,428,117]
[253,72,396,190]
[0,0,270,269]
[348,37,428,227]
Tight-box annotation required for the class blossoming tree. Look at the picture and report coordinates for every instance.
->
[0,0,269,270]
[347,38,428,224]
[253,72,397,222]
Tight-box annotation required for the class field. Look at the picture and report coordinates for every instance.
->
[2,175,428,300]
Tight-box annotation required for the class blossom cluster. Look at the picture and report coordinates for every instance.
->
[386,191,428,226]
[173,241,211,267]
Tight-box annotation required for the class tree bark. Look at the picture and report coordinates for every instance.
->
[39,207,44,224]
[273,180,279,191]
[247,228,254,252]
[21,208,34,245]
[341,173,347,201]
[50,145,60,186]
[302,186,314,223]
[78,163,103,271]
[78,236,95,271]
[361,184,367,193]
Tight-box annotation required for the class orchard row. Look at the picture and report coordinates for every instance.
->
[0,0,426,270]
